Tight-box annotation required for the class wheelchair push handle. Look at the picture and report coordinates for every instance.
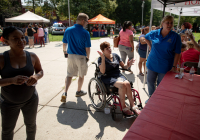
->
[119,68,130,71]
[92,62,106,76]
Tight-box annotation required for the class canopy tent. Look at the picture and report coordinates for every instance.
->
[5,11,50,23]
[88,14,115,24]
[143,0,200,88]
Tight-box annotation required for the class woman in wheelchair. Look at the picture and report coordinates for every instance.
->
[97,41,141,116]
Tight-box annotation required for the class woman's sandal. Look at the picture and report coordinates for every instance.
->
[139,72,144,76]
[122,107,134,116]
[132,106,141,115]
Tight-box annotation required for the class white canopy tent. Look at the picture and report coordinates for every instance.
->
[5,11,50,23]
[143,0,200,88]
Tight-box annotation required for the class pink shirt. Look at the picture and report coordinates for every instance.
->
[38,28,44,37]
[119,29,134,47]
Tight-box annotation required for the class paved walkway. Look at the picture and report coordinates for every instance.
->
[0,37,149,140]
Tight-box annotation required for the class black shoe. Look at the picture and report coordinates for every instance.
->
[75,90,87,97]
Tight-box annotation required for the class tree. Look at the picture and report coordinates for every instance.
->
[115,0,151,27]
[0,0,21,17]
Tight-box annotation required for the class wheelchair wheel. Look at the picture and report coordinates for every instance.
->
[111,105,116,121]
[88,78,106,110]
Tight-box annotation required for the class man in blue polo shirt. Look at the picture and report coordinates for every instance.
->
[61,13,91,103]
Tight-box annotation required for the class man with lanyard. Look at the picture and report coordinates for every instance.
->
[61,13,91,103]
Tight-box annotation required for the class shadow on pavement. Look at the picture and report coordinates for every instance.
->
[56,97,88,129]
[88,104,135,140]
[55,43,62,47]
[123,73,135,83]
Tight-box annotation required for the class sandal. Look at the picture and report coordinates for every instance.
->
[122,107,134,116]
[139,73,144,76]
[132,106,141,115]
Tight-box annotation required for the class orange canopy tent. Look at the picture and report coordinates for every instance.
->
[88,14,115,24]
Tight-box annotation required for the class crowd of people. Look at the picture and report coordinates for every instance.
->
[0,12,200,140]
[0,24,48,48]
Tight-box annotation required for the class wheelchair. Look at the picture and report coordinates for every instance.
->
[88,62,143,121]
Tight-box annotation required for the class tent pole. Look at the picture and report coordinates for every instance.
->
[163,0,166,17]
[177,8,182,33]
[68,0,70,26]
[143,0,154,88]
[99,23,100,37]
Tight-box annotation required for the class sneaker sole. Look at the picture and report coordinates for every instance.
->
[75,93,87,97]
[61,96,66,103]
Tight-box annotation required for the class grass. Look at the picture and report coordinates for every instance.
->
[49,33,200,42]
[193,33,200,42]
[49,34,102,42]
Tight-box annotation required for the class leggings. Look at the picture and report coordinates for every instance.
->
[1,93,39,140]
[38,37,44,46]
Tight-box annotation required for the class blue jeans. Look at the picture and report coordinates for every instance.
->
[147,69,166,97]
[44,32,47,43]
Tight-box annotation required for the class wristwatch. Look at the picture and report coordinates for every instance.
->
[172,66,176,68]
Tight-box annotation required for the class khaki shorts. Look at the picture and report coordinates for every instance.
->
[67,54,88,77]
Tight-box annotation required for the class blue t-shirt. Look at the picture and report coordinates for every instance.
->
[145,28,182,74]
[139,34,147,51]
[62,24,91,56]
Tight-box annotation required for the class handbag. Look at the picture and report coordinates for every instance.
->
[113,35,120,48]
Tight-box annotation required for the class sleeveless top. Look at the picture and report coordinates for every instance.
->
[0,51,36,103]
[27,28,33,36]
[139,34,147,51]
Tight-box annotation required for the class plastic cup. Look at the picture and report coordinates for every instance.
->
[180,68,184,74]
[104,108,110,114]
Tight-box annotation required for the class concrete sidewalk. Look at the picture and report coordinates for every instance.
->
[0,37,149,140]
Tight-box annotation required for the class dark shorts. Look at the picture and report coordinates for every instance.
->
[101,74,127,86]
[138,48,147,58]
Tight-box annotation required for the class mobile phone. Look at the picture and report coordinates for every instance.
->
[64,53,68,58]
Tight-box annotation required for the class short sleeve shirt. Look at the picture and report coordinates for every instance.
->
[145,28,182,73]
[62,24,91,56]
[119,29,134,47]
[98,53,122,77]
[139,34,147,51]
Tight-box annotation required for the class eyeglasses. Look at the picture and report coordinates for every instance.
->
[165,21,173,25]
[84,20,88,23]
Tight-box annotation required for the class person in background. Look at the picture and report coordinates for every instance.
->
[144,15,182,104]
[110,27,113,38]
[118,21,134,74]
[151,26,156,30]
[44,26,48,43]
[180,33,187,43]
[22,25,29,45]
[178,43,187,69]
[33,24,39,44]
[105,29,107,36]
[0,26,43,140]
[180,22,192,34]
[181,41,200,72]
[61,13,91,103]
[198,39,200,45]
[26,24,36,48]
[37,25,45,47]
[132,26,137,34]
[138,27,149,76]
[0,25,3,39]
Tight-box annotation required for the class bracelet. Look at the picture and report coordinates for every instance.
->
[63,50,66,52]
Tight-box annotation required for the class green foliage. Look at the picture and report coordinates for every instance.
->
[115,0,151,26]
[0,0,22,17]
[58,0,115,20]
